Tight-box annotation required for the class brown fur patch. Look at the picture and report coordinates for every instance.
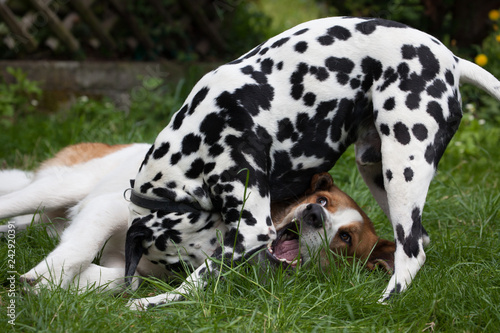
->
[40,143,130,169]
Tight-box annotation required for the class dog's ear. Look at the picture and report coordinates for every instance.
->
[125,217,153,287]
[307,172,334,194]
[365,238,395,274]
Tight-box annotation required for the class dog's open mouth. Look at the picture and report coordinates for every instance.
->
[267,218,302,267]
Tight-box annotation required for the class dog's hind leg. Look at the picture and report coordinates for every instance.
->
[0,170,34,196]
[374,91,462,301]
[71,265,131,293]
[355,122,431,247]
[0,167,100,220]
[355,121,391,219]
[21,192,129,292]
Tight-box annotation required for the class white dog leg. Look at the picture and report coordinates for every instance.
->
[21,193,129,292]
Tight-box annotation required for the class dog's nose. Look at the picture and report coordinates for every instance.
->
[302,204,325,228]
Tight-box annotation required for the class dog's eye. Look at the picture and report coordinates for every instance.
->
[339,232,351,244]
[316,197,328,207]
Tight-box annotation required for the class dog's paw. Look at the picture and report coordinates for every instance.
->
[20,265,69,294]
[127,297,165,311]
[19,273,56,294]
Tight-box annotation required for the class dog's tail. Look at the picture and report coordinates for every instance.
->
[459,58,500,101]
[0,170,34,196]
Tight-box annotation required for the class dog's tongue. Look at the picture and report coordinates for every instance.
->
[273,239,300,261]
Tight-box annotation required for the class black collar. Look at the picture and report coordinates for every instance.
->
[127,180,204,214]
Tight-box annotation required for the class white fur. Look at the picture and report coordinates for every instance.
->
[0,144,165,292]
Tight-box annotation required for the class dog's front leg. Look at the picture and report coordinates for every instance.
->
[21,193,129,292]
[127,263,206,310]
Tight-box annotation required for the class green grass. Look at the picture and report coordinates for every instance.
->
[0,73,499,332]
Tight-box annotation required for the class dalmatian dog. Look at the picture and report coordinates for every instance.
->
[126,16,500,309]
[0,143,392,293]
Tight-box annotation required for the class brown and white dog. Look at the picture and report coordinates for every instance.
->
[268,173,395,272]
[0,143,393,294]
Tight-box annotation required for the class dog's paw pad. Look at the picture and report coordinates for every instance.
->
[19,275,38,286]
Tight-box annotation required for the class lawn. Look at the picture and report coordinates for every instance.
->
[0,68,499,332]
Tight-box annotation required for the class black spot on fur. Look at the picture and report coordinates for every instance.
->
[200,113,226,145]
[325,57,355,85]
[181,134,201,155]
[427,79,447,98]
[140,182,153,193]
[259,47,269,55]
[383,97,395,110]
[226,228,245,254]
[242,44,262,59]
[185,158,205,179]
[303,92,316,106]
[172,105,188,130]
[188,87,209,114]
[404,167,414,182]
[241,210,257,226]
[405,93,421,110]
[317,35,334,45]
[152,187,176,200]
[395,207,423,258]
[294,41,308,53]
[393,122,411,145]
[204,162,216,174]
[424,98,462,167]
[418,45,440,81]
[311,66,330,81]
[356,18,407,35]
[401,45,417,59]
[412,124,428,141]
[271,37,290,48]
[209,144,224,157]
[153,142,170,159]
[386,169,393,181]
[327,26,351,40]
[260,58,274,75]
[361,57,383,91]
[424,144,435,165]
[445,70,455,86]
[380,67,398,91]
[170,152,181,165]
[350,78,361,89]
[257,234,270,242]
[277,118,296,142]
[380,124,390,136]
[294,28,309,35]
[290,62,309,99]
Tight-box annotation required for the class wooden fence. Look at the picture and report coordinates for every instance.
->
[0,0,229,60]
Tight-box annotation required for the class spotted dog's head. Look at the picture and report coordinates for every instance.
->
[267,173,395,272]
